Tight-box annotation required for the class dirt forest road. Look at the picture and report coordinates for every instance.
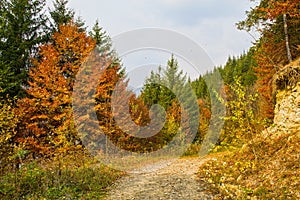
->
[105,156,216,200]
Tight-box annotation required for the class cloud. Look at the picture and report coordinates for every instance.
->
[46,0,254,66]
[135,0,252,27]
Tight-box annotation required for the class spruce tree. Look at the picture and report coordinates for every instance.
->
[142,55,188,109]
[89,19,118,62]
[49,0,86,33]
[141,66,163,107]
[141,55,199,147]
[49,0,74,32]
[0,0,48,98]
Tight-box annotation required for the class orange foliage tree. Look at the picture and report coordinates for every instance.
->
[73,57,161,153]
[16,23,96,155]
[74,57,128,154]
[196,99,211,143]
[238,0,300,120]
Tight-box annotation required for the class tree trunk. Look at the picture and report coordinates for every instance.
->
[283,14,293,63]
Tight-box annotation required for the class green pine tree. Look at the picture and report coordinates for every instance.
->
[142,55,188,109]
[89,19,118,62]
[49,0,75,32]
[49,0,86,33]
[141,55,199,147]
[0,0,48,98]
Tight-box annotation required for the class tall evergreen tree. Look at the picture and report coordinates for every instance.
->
[89,19,118,62]
[49,0,74,33]
[219,50,257,86]
[142,55,188,109]
[141,55,199,147]
[0,0,48,99]
[49,0,86,34]
[191,75,209,99]
[141,66,163,107]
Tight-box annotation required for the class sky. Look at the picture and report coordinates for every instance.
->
[46,0,258,85]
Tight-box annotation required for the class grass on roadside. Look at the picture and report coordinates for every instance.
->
[0,151,125,200]
[197,130,300,199]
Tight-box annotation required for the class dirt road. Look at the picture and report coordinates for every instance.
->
[106,156,216,200]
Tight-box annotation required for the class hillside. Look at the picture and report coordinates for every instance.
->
[198,58,300,199]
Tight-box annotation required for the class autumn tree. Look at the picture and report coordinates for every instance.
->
[221,76,262,147]
[94,62,126,151]
[194,99,211,143]
[76,55,198,154]
[238,0,300,120]
[108,79,188,153]
[73,52,156,153]
[0,95,20,169]
[190,75,212,144]
[108,80,163,152]
[16,23,96,155]
[71,36,134,155]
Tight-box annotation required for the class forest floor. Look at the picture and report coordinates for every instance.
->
[105,155,218,200]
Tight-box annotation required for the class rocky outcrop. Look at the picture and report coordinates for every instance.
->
[273,84,300,131]
[266,58,300,136]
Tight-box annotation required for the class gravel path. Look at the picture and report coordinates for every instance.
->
[105,156,215,200]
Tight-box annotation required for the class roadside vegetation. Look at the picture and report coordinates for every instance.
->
[0,0,299,199]
[197,0,300,198]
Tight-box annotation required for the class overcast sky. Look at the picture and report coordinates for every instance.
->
[49,0,256,66]
[46,0,257,84]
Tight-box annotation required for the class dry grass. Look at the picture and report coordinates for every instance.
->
[198,128,300,199]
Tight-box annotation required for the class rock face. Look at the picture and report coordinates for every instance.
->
[267,58,300,136]
[273,83,300,131]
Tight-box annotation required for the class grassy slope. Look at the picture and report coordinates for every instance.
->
[198,129,300,199]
